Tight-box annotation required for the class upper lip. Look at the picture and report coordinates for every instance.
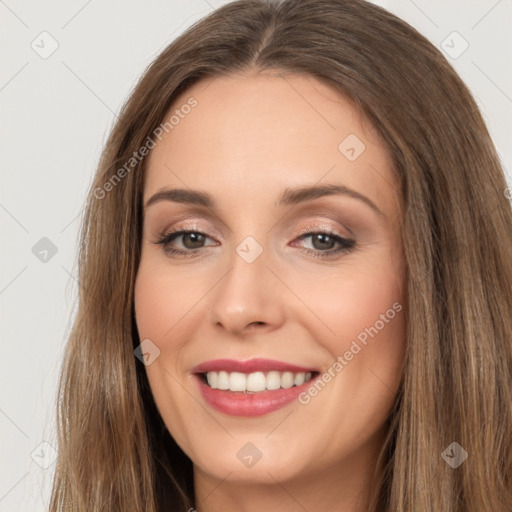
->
[191,358,318,374]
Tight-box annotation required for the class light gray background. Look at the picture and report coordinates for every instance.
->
[1,1,511,510]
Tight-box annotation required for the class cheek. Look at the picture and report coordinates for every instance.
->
[290,252,406,414]
[133,263,201,441]
[290,259,404,354]
[134,260,206,344]
[134,271,173,340]
[287,270,405,460]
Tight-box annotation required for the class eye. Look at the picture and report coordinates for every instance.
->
[153,228,356,259]
[154,229,216,256]
[292,230,356,259]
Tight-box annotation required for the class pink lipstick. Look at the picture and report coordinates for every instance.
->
[191,358,320,417]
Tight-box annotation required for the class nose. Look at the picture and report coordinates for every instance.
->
[208,242,285,336]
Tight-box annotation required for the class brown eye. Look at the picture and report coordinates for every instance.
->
[302,232,338,251]
[293,231,356,259]
[179,232,207,249]
[155,229,216,257]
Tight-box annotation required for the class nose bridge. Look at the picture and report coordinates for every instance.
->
[208,232,284,334]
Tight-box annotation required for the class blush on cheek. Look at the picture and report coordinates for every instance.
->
[135,275,178,337]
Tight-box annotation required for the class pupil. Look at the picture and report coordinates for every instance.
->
[314,233,332,250]
[185,233,204,248]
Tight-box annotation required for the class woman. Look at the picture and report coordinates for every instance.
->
[49,0,512,510]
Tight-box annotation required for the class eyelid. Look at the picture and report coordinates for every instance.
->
[158,219,352,240]
[293,220,353,240]
[154,221,219,240]
[149,210,229,238]
[154,210,356,239]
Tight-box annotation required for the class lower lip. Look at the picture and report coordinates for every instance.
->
[194,374,318,417]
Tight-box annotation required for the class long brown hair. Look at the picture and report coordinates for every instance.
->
[49,0,512,510]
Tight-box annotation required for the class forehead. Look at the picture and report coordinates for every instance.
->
[143,72,397,217]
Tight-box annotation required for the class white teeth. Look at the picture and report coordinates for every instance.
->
[294,373,305,386]
[247,372,266,392]
[229,372,246,392]
[266,371,281,390]
[207,371,218,389]
[281,371,295,389]
[217,371,229,390]
[204,370,314,392]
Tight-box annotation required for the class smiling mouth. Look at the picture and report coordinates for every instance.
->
[198,370,319,393]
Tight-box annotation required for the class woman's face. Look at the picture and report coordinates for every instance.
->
[134,71,406,489]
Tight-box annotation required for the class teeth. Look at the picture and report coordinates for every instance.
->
[204,370,314,392]
[247,371,266,392]
[229,372,246,392]
[266,371,281,390]
[206,371,218,389]
[217,371,229,390]
[294,373,306,386]
[281,371,295,389]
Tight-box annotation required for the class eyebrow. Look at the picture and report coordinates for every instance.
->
[144,184,384,217]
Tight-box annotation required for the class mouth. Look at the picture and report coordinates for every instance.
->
[191,358,321,417]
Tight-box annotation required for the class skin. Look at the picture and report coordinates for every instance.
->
[134,70,406,512]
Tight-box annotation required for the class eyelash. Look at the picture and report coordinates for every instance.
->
[153,226,356,259]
